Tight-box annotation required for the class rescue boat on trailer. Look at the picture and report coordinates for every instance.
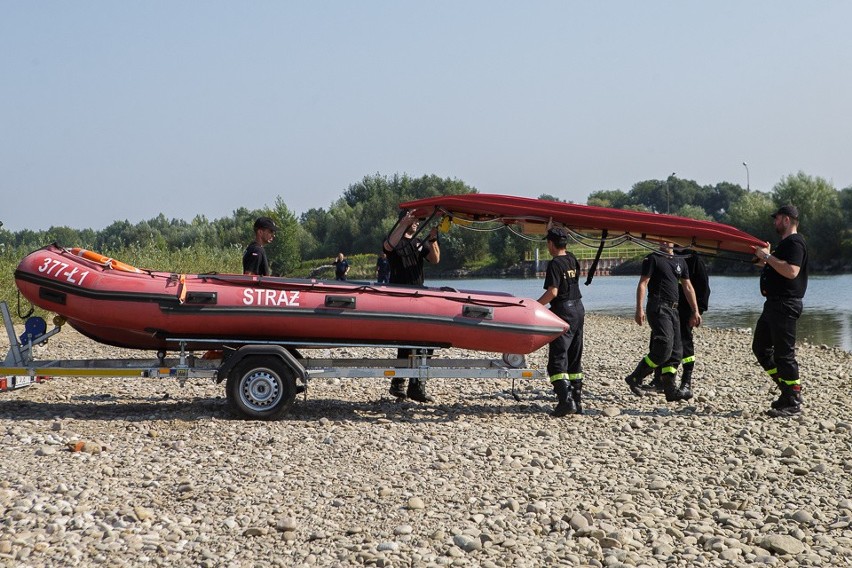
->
[14,244,567,354]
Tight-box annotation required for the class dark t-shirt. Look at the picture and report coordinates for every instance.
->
[243,242,270,276]
[386,236,429,286]
[334,259,350,279]
[680,253,710,313]
[543,253,582,305]
[376,256,390,279]
[642,252,690,304]
[760,233,808,298]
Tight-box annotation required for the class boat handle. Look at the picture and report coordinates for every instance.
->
[39,288,67,306]
[325,295,356,309]
[462,305,493,320]
[184,291,217,305]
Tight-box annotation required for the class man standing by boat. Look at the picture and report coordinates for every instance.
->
[537,227,585,416]
[375,252,390,283]
[384,211,440,402]
[333,252,350,281]
[624,241,701,402]
[243,217,277,276]
[752,205,808,417]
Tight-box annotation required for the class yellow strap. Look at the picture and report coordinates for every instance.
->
[178,275,187,304]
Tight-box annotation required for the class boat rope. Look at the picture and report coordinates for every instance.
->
[445,214,754,263]
[584,230,608,286]
[16,290,34,320]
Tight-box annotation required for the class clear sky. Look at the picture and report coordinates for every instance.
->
[3,1,851,233]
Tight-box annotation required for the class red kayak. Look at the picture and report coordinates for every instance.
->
[14,244,567,354]
[402,193,767,257]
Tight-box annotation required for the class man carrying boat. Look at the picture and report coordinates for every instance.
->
[642,248,710,399]
[384,211,441,402]
[752,205,808,417]
[243,217,277,276]
[624,241,701,402]
[537,227,585,416]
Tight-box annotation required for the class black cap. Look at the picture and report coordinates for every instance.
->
[254,216,278,232]
[771,205,799,220]
[546,227,569,247]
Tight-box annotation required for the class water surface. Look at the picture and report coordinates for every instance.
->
[430,274,852,352]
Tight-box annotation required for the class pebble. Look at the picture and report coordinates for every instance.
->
[761,534,806,555]
[407,497,425,510]
[0,315,849,566]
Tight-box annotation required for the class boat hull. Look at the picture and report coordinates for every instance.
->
[402,193,767,257]
[15,245,567,354]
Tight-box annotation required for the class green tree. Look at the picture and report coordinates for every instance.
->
[265,197,301,276]
[725,191,775,242]
[306,173,484,266]
[699,182,747,221]
[587,189,630,209]
[489,231,524,267]
[772,171,844,261]
[675,204,712,221]
[840,186,852,261]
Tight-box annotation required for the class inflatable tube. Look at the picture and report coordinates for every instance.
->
[69,248,143,273]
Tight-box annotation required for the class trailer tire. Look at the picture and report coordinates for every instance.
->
[226,356,297,420]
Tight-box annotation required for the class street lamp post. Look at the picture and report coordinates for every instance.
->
[742,162,750,190]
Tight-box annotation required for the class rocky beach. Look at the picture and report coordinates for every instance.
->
[1,313,851,567]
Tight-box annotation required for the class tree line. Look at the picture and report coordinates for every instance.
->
[2,171,851,276]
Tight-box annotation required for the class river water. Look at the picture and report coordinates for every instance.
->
[430,274,852,353]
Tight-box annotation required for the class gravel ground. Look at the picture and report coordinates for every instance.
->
[1,313,851,567]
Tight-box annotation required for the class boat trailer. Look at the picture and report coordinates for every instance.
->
[0,302,545,420]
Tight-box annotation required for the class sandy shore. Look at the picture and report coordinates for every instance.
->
[1,314,851,566]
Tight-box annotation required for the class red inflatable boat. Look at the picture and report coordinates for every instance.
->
[402,193,767,257]
[14,244,567,354]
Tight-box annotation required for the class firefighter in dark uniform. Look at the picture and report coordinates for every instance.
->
[537,227,585,416]
[752,205,808,417]
[383,211,441,402]
[643,249,710,399]
[624,241,701,402]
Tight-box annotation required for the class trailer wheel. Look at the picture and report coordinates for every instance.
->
[226,356,297,420]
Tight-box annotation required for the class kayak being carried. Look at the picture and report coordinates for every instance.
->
[401,193,767,258]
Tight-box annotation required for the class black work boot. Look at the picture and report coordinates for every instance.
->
[766,385,802,417]
[662,372,684,402]
[677,364,694,400]
[571,380,584,415]
[641,368,665,394]
[624,359,653,397]
[406,378,434,403]
[769,374,785,409]
[389,378,407,399]
[551,379,576,417]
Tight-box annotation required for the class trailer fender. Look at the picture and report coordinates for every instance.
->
[216,345,307,386]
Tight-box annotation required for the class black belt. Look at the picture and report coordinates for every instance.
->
[553,300,579,308]
[765,295,800,301]
[649,297,678,309]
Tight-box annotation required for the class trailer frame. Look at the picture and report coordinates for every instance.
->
[1,302,545,419]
